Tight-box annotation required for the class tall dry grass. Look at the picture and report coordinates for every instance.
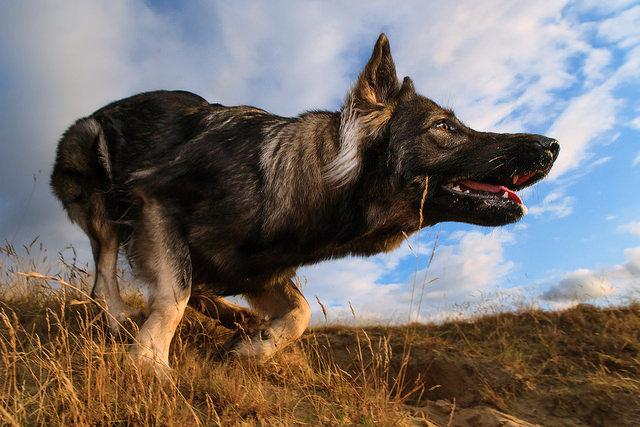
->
[2,240,639,426]
[0,241,423,426]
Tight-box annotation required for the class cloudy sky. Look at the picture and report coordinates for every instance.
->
[1,1,639,323]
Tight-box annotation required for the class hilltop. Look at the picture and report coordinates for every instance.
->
[0,271,638,425]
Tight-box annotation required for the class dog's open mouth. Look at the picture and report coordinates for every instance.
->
[445,180,523,204]
[427,136,558,227]
[442,170,544,212]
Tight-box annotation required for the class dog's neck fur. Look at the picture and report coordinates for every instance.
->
[260,109,418,260]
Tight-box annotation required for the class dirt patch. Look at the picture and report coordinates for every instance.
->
[409,400,539,426]
[311,304,640,426]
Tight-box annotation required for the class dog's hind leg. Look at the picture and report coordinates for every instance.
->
[51,118,140,332]
[69,197,141,333]
[188,287,257,330]
[129,196,191,368]
[225,277,311,362]
[88,225,142,332]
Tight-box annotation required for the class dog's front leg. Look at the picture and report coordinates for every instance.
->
[128,197,192,368]
[225,277,311,362]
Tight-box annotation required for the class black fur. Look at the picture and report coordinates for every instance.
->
[51,34,559,298]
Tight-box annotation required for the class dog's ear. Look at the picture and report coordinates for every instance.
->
[352,33,400,106]
[398,76,416,101]
[324,34,401,187]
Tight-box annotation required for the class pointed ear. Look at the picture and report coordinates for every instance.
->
[324,34,400,187]
[352,33,400,106]
[397,76,416,101]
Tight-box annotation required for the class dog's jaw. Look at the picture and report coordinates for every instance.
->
[420,145,557,227]
[388,90,559,229]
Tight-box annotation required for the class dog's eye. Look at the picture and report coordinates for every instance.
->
[433,120,456,132]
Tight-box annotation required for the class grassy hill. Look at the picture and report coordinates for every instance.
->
[0,262,638,425]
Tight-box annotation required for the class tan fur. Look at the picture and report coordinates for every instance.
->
[230,279,311,362]
[260,120,329,232]
[323,35,398,187]
[189,286,256,329]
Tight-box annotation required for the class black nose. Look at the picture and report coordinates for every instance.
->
[536,136,560,161]
[548,139,560,161]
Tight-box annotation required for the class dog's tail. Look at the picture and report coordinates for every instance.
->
[50,117,113,223]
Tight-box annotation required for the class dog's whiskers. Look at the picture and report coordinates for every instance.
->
[487,161,507,173]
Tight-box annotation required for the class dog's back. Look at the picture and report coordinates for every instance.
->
[50,90,208,230]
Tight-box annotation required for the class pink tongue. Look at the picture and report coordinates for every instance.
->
[460,180,523,205]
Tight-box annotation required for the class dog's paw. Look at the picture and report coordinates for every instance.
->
[129,344,174,379]
[106,306,145,335]
[222,327,278,363]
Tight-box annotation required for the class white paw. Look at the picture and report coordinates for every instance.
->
[106,305,144,333]
[130,343,172,372]
[226,329,278,362]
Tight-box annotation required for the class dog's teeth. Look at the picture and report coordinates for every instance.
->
[513,175,519,184]
[464,190,470,193]
[502,192,509,198]
[452,185,461,192]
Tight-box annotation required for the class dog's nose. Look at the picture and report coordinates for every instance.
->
[535,136,560,161]
[549,140,560,161]
[547,138,560,162]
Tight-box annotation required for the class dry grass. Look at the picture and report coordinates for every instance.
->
[316,303,640,426]
[0,282,422,425]
[0,243,419,426]
[1,242,639,426]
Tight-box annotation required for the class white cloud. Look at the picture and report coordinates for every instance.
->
[1,1,640,322]
[206,2,366,115]
[528,191,575,218]
[542,269,614,302]
[546,84,619,180]
[300,229,515,324]
[571,0,636,14]
[545,32,640,181]
[624,247,640,274]
[596,5,640,48]
[583,48,612,87]
[618,221,640,236]
[0,2,143,248]
[392,1,581,130]
[428,230,516,297]
[632,152,640,166]
[541,246,640,303]
[590,156,613,167]
[1,1,637,249]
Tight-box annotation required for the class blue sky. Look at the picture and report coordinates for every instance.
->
[0,1,638,323]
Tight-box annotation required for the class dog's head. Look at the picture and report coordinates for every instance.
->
[329,34,559,227]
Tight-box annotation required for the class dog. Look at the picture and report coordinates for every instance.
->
[50,34,559,367]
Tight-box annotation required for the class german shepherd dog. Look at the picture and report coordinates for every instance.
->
[51,34,559,367]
